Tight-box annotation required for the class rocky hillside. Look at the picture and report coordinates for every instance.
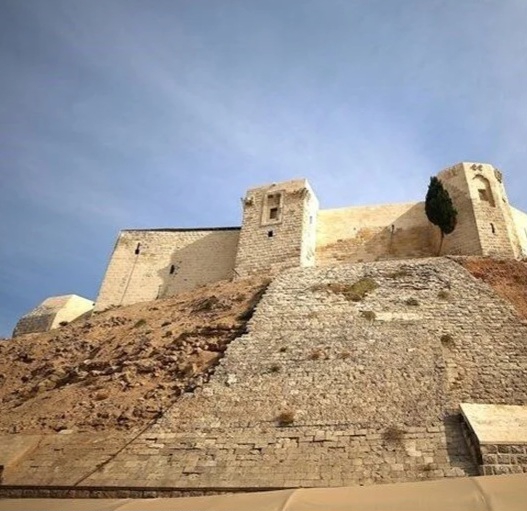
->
[458,257,527,319]
[0,277,269,434]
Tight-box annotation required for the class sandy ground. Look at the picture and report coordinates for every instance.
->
[0,277,268,434]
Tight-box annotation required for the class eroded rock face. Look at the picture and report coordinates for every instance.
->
[0,276,269,434]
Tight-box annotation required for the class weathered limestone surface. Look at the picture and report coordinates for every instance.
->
[92,162,527,314]
[79,258,526,488]
[460,403,527,476]
[234,179,318,277]
[316,202,436,264]
[6,258,526,490]
[95,229,240,311]
[13,295,94,337]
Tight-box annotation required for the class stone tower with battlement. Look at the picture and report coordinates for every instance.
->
[234,179,319,277]
[46,161,527,316]
[438,162,523,259]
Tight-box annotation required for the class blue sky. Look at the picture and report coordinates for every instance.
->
[1,0,527,337]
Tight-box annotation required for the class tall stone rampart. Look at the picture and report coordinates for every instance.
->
[95,228,240,311]
[92,162,527,313]
[316,202,436,264]
[59,258,526,489]
[511,207,527,257]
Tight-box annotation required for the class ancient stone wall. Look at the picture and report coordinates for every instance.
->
[460,163,520,258]
[512,207,527,257]
[92,163,527,313]
[95,229,240,311]
[234,179,318,277]
[13,295,94,337]
[316,202,436,265]
[437,164,483,256]
[30,258,522,490]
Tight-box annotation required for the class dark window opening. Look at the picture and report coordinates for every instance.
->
[479,189,490,202]
[491,223,496,234]
[134,243,141,255]
[269,207,279,220]
[169,264,176,274]
[268,230,274,237]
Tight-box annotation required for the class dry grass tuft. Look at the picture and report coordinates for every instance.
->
[382,425,405,443]
[440,334,455,348]
[276,410,295,427]
[360,310,376,322]
[311,278,379,302]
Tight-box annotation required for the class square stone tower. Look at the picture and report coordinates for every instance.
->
[437,162,521,258]
[234,179,319,277]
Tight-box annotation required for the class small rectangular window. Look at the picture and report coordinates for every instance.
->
[269,207,279,220]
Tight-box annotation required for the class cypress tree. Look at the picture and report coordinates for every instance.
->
[425,177,458,255]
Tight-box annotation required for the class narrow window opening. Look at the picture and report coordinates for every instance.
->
[169,264,176,275]
[490,223,496,234]
[478,189,489,202]
[265,192,282,223]
[134,243,141,255]
[474,175,495,207]
[309,215,313,224]
[268,230,274,238]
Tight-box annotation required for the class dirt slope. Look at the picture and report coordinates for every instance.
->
[458,257,527,319]
[0,277,268,434]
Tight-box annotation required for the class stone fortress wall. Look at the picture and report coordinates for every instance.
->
[94,162,527,311]
[13,295,95,336]
[95,228,240,311]
[5,258,527,489]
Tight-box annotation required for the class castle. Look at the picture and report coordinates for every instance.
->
[94,161,527,311]
[13,161,527,334]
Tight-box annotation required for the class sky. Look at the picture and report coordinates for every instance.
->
[1,0,527,337]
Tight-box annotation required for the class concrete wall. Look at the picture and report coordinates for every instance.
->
[234,179,318,277]
[316,202,436,265]
[95,229,240,311]
[512,207,527,257]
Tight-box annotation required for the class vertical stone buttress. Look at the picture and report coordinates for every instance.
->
[438,162,521,258]
[234,179,319,277]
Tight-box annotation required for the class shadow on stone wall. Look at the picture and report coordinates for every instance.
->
[444,414,479,476]
[155,232,239,300]
[317,203,441,265]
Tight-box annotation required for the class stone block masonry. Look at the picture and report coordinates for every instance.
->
[95,228,240,311]
[92,162,527,313]
[73,258,526,489]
